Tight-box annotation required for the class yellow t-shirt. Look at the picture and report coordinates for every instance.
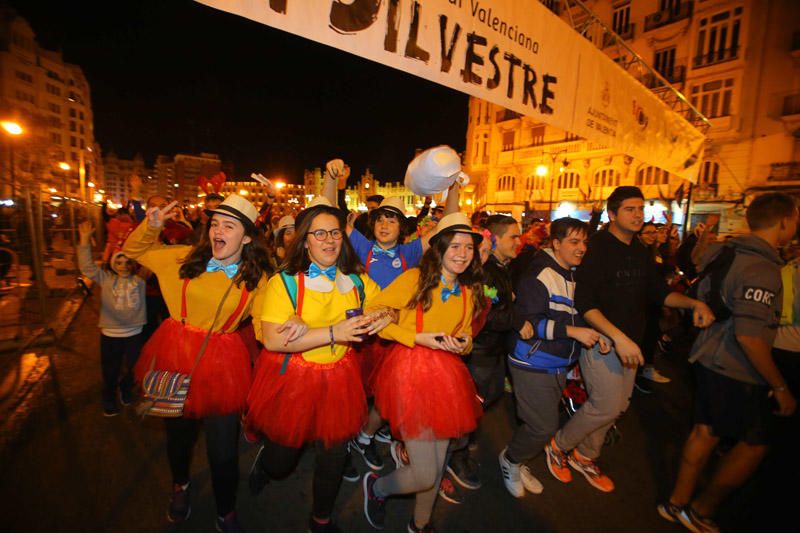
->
[367,268,473,349]
[123,221,267,332]
[259,271,380,364]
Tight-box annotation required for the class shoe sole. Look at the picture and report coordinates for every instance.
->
[445,465,481,490]
[103,411,120,417]
[544,446,572,483]
[634,383,654,394]
[343,473,361,482]
[362,475,384,530]
[374,433,392,444]
[438,489,463,504]
[656,504,679,524]
[520,467,544,495]
[351,442,384,471]
[567,457,614,493]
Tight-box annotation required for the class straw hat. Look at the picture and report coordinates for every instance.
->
[306,196,333,208]
[205,194,258,230]
[429,212,483,246]
[370,196,407,220]
[273,215,295,237]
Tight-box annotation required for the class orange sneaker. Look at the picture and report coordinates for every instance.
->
[544,438,572,483]
[568,450,615,493]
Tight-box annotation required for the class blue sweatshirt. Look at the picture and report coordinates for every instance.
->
[509,249,585,373]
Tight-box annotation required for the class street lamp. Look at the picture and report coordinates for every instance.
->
[535,149,568,220]
[1,120,24,198]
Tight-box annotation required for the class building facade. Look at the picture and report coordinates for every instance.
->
[467,0,800,233]
[0,9,99,200]
[102,152,150,204]
[220,180,305,216]
[342,168,422,214]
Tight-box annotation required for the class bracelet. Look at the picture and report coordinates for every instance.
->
[773,386,787,393]
[329,325,335,354]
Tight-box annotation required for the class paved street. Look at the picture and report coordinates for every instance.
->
[0,292,790,532]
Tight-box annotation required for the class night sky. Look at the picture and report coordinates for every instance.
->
[7,0,469,184]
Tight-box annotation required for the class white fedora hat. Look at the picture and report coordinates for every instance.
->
[206,194,258,229]
[370,196,407,220]
[273,215,295,237]
[429,212,483,246]
[404,145,470,196]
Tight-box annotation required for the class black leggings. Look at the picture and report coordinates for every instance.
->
[165,414,240,516]
[255,437,348,520]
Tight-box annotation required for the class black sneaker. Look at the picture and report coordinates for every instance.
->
[103,403,121,417]
[447,453,481,490]
[248,445,269,495]
[215,511,245,533]
[119,388,133,407]
[362,473,386,530]
[374,426,392,444]
[308,517,343,533]
[342,452,360,482]
[438,472,464,504]
[350,436,384,471]
[634,377,653,395]
[167,483,191,523]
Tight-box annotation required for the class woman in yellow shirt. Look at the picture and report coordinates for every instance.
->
[246,203,392,533]
[361,212,487,533]
[123,194,270,532]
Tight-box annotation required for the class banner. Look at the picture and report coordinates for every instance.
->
[196,0,705,181]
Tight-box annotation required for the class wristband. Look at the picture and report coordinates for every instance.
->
[773,386,787,393]
[329,325,335,354]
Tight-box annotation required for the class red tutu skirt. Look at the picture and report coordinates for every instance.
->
[134,318,252,418]
[354,337,392,397]
[371,343,482,441]
[246,349,366,449]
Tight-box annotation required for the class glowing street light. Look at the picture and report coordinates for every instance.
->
[87,181,95,188]
[2,121,24,198]
[274,181,286,190]
[239,189,249,196]
[535,165,548,177]
[1,121,23,136]
[59,162,71,171]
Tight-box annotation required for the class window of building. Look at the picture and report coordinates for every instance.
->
[47,116,61,128]
[594,167,621,187]
[48,102,61,114]
[69,108,76,118]
[79,125,84,134]
[481,133,489,163]
[558,171,581,189]
[564,131,581,142]
[659,0,682,14]
[612,3,631,35]
[476,102,482,125]
[502,131,515,152]
[654,46,676,79]
[526,175,547,190]
[46,83,61,96]
[695,7,742,67]
[49,133,62,144]
[15,70,33,83]
[80,111,84,120]
[69,121,76,132]
[15,90,34,104]
[690,78,734,118]
[531,126,545,147]
[70,136,77,148]
[80,139,85,149]
[71,152,78,162]
[497,175,515,191]
[636,166,670,185]
[699,160,720,186]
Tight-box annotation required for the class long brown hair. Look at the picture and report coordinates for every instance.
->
[407,231,486,316]
[179,216,272,291]
[282,205,364,276]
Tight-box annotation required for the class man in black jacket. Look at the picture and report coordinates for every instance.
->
[441,215,533,500]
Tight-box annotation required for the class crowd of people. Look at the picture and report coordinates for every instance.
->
[76,157,798,533]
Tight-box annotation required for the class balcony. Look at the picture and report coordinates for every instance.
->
[496,109,522,122]
[693,47,739,68]
[644,65,687,89]
[602,24,636,48]
[644,1,693,32]
[768,162,800,182]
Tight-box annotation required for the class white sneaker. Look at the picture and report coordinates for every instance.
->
[641,365,671,383]
[498,447,525,498]
[520,465,543,494]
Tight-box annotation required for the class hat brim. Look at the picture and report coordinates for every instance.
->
[370,205,407,220]
[206,205,256,230]
[430,224,484,246]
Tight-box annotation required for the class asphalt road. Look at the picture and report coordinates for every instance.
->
[0,291,791,532]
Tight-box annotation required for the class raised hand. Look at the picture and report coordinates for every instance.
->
[146,200,178,229]
[78,220,94,245]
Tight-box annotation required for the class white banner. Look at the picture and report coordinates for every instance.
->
[196,0,705,181]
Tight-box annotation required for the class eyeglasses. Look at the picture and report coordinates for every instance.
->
[307,229,344,241]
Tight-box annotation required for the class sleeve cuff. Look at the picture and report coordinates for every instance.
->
[378,323,416,348]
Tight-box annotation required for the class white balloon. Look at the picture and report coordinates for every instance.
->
[404,145,469,196]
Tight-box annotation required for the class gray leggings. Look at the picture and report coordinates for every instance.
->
[374,438,450,527]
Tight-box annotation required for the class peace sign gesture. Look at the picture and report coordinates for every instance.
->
[146,200,178,229]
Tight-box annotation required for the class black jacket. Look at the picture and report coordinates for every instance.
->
[474,254,526,353]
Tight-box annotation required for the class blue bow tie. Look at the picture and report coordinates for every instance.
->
[440,278,462,303]
[371,243,397,259]
[206,258,239,279]
[308,263,337,281]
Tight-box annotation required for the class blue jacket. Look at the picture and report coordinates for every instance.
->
[509,249,584,373]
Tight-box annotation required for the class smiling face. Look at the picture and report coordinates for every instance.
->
[494,222,521,262]
[609,197,645,236]
[478,235,492,264]
[442,232,476,278]
[305,213,342,268]
[112,254,133,277]
[209,214,251,265]
[552,229,588,269]
[638,223,657,246]
[374,212,402,247]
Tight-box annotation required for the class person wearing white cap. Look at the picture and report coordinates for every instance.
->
[123,194,272,532]
[361,212,487,533]
[272,214,296,263]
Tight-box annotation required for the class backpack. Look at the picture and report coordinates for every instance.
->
[690,244,736,323]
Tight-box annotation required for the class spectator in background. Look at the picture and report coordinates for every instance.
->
[102,206,134,263]
[191,193,224,244]
[353,194,384,238]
